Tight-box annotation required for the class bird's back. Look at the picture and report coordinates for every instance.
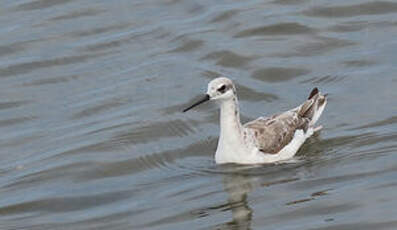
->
[244,88,327,154]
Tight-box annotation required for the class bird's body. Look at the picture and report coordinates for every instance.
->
[183,77,327,164]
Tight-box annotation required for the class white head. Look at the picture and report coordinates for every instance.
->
[206,77,236,102]
[183,77,236,112]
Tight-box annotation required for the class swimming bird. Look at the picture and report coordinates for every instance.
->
[183,77,327,164]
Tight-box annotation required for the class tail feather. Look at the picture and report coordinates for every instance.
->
[298,88,327,126]
[310,94,327,125]
[308,87,319,100]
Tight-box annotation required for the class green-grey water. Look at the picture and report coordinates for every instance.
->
[0,0,396,229]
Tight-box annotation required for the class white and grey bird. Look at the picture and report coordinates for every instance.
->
[183,77,327,164]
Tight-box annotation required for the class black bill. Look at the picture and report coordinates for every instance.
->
[183,94,210,112]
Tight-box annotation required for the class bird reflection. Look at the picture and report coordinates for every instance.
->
[218,173,255,230]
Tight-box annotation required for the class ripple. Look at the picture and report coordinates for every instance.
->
[235,23,314,38]
[285,189,331,206]
[81,155,171,180]
[72,99,127,119]
[110,119,197,143]
[350,133,397,148]
[0,43,24,57]
[0,133,40,149]
[14,0,75,11]
[1,162,96,192]
[369,181,397,190]
[134,208,198,229]
[82,30,153,52]
[236,83,279,102]
[187,2,205,15]
[298,133,373,158]
[343,59,376,67]
[60,119,198,156]
[252,67,310,83]
[262,178,300,187]
[327,22,369,33]
[77,138,217,180]
[21,75,78,87]
[0,189,132,215]
[169,39,204,53]
[303,1,397,18]
[275,36,355,57]
[328,20,397,33]
[0,39,43,58]
[58,209,143,230]
[254,200,361,227]
[307,220,397,230]
[292,165,397,190]
[49,8,104,21]
[0,101,28,110]
[201,50,255,68]
[201,70,222,79]
[350,116,397,130]
[69,23,131,38]
[300,75,346,84]
[0,53,104,78]
[210,9,240,23]
[285,198,314,205]
[0,117,36,128]
[271,0,307,5]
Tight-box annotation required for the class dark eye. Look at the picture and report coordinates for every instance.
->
[217,85,226,93]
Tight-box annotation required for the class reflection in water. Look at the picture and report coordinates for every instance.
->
[218,169,304,230]
[219,173,253,230]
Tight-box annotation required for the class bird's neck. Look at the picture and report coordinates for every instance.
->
[216,96,246,163]
[219,97,242,135]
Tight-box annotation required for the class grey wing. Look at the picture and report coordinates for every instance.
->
[243,87,326,154]
[244,111,310,154]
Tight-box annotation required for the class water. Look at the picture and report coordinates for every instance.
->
[0,0,396,229]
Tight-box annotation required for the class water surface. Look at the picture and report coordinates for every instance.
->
[0,0,396,229]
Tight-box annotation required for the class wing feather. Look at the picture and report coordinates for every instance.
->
[243,87,326,154]
[244,111,309,154]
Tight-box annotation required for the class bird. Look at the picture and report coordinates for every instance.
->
[183,77,327,164]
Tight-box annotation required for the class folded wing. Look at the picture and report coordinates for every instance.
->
[244,88,327,154]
